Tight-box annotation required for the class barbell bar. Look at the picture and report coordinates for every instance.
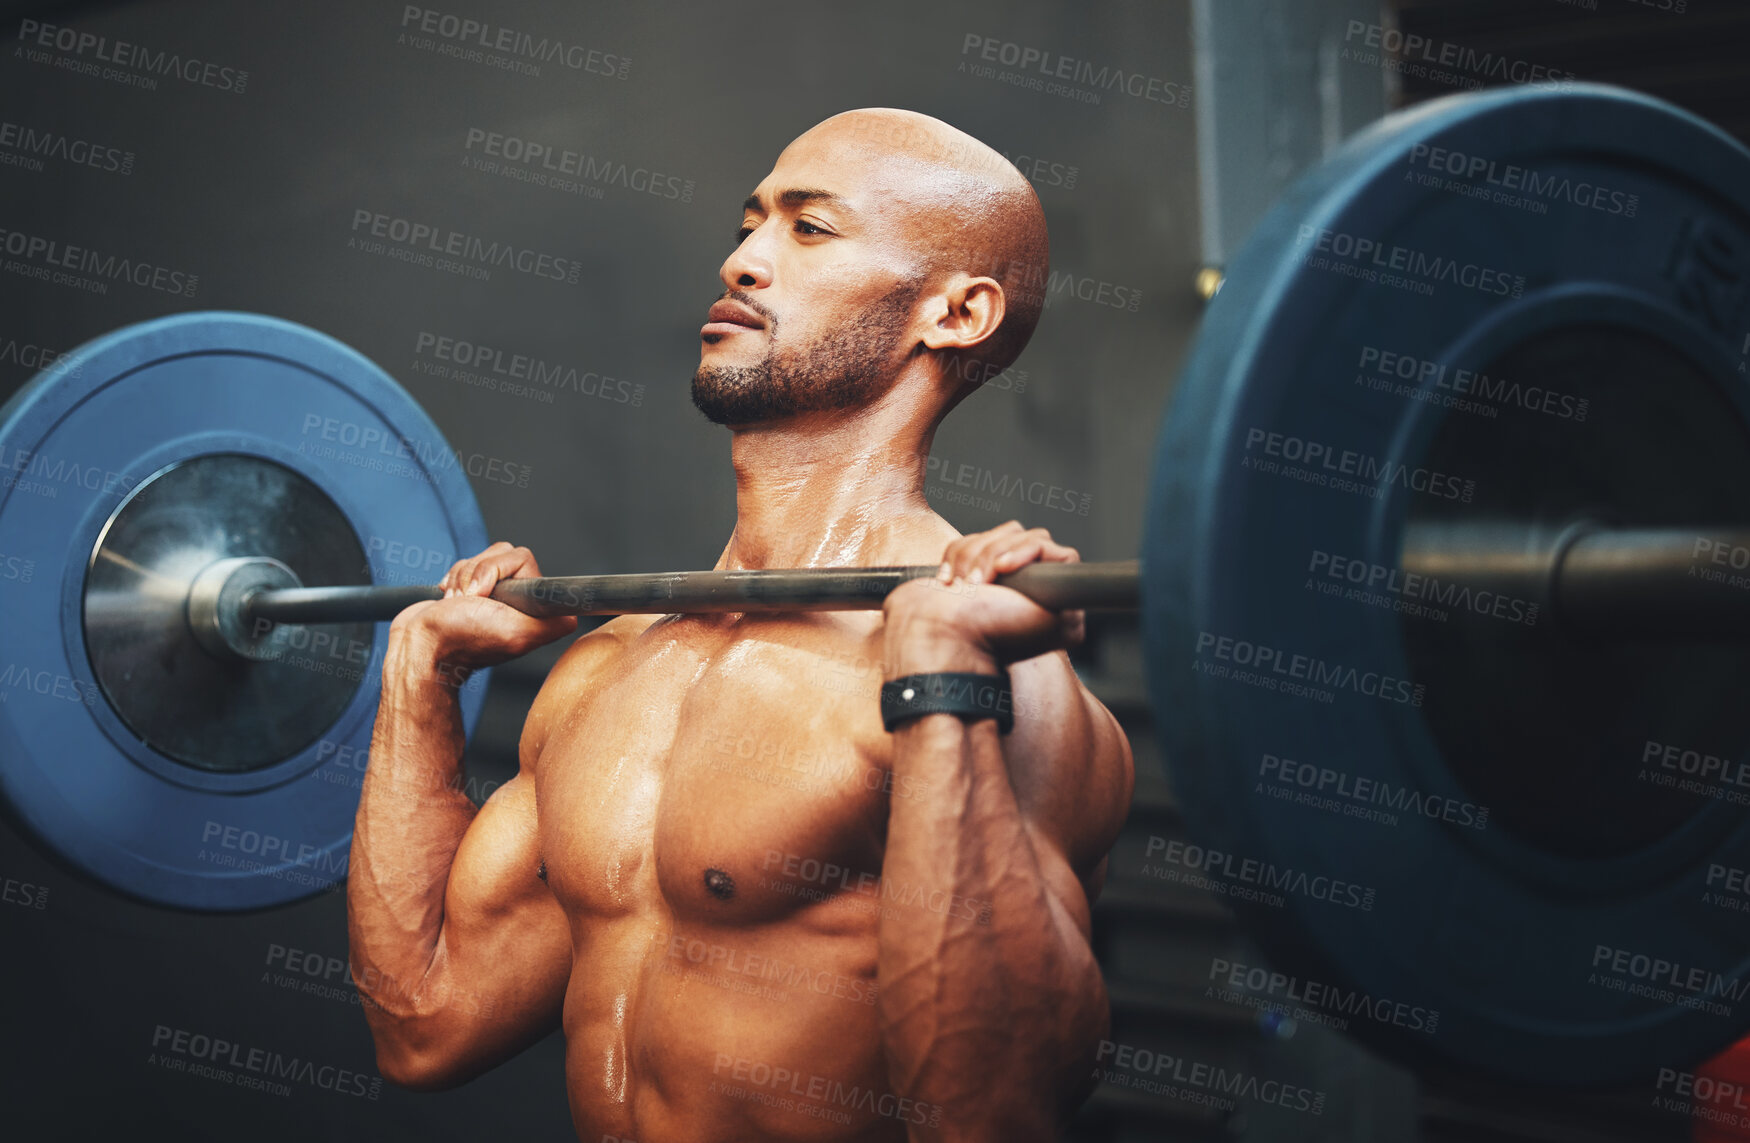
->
[194,525,1750,658]
[4,82,1750,1087]
[232,525,1750,630]
[241,559,1145,624]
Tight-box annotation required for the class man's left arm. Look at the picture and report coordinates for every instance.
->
[876,522,1135,1142]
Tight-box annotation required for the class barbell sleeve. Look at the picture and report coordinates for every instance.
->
[1400,523,1750,641]
[1554,527,1750,639]
[243,560,1144,625]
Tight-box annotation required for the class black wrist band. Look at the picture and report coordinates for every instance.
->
[880,671,1014,735]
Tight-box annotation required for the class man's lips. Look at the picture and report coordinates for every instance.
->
[702,300,765,337]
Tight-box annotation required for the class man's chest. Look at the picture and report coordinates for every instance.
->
[533,615,905,925]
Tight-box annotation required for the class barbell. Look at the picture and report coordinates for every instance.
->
[2,82,1748,1087]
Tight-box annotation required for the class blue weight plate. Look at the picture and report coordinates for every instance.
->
[1144,85,1750,1083]
[0,312,489,910]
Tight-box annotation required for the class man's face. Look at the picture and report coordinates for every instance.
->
[692,130,929,426]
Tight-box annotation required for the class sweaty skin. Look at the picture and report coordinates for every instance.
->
[347,109,1133,1143]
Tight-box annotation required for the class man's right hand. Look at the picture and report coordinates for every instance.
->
[390,542,580,671]
[355,541,578,1088]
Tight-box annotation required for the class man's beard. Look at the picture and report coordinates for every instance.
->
[692,281,922,426]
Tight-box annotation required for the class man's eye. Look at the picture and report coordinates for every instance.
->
[795,220,825,236]
[733,225,754,246]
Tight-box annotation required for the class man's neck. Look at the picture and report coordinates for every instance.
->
[719,401,947,570]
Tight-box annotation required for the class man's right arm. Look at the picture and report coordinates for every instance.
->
[346,543,597,1089]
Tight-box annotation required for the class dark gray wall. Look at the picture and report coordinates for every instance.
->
[1191,0,1388,269]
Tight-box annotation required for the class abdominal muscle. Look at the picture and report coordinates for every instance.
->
[559,908,910,1143]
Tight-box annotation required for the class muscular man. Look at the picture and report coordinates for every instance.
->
[347,107,1134,1143]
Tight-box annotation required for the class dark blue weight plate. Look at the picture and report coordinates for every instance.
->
[0,312,489,910]
[1144,85,1750,1083]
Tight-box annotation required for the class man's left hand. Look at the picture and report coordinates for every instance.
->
[883,521,1085,677]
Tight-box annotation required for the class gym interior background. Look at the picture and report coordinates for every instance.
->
[2,0,1747,1140]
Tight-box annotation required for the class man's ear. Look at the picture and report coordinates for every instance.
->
[919,273,1006,354]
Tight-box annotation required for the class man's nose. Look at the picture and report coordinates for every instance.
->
[720,230,773,290]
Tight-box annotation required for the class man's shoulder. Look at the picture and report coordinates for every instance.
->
[538,613,670,704]
[555,613,658,670]
[519,614,661,773]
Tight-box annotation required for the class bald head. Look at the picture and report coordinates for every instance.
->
[694,108,1050,426]
[784,109,1050,380]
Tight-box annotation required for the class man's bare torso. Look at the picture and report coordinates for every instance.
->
[536,609,929,1143]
